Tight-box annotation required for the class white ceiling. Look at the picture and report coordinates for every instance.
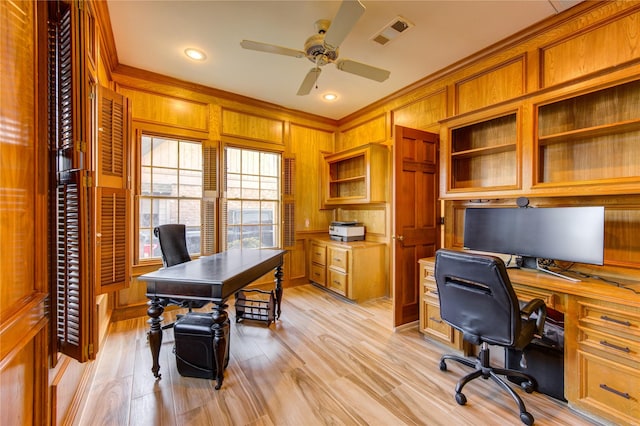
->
[107,0,582,120]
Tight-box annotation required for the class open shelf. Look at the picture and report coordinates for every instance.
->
[451,142,516,159]
[447,112,518,191]
[536,79,640,185]
[538,118,640,146]
[323,144,387,206]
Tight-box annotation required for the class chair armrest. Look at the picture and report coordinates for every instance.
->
[520,298,547,336]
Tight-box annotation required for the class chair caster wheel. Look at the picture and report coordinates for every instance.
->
[521,381,534,393]
[520,411,534,425]
[439,361,447,371]
[455,392,467,405]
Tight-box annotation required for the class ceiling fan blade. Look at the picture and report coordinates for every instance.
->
[323,0,365,51]
[336,59,390,82]
[240,40,305,58]
[297,68,322,96]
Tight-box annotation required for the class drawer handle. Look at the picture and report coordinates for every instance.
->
[600,315,631,327]
[333,280,341,285]
[599,384,631,400]
[313,272,320,277]
[429,316,443,324]
[333,258,342,262]
[429,290,439,295]
[599,340,631,353]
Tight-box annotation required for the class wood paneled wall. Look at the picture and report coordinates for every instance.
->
[1,1,48,424]
[4,2,640,424]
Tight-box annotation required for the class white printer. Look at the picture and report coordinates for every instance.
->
[329,221,365,242]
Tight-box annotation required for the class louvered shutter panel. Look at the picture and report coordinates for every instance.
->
[202,145,217,254]
[55,172,87,359]
[95,86,131,293]
[283,156,296,248]
[95,187,129,292]
[97,86,127,188]
[50,1,91,362]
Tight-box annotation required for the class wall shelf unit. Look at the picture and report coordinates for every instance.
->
[442,109,520,195]
[536,79,640,186]
[322,143,388,206]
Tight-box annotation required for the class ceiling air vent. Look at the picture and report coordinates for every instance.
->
[371,16,414,46]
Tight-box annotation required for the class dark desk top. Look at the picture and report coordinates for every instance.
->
[140,249,286,300]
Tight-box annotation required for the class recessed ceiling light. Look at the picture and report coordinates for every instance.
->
[184,48,206,61]
[323,93,338,101]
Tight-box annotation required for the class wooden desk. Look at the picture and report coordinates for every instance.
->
[139,249,285,389]
[418,257,640,425]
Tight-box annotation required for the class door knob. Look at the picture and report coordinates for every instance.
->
[393,235,404,241]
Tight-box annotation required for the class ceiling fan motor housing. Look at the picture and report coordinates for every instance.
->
[304,19,339,65]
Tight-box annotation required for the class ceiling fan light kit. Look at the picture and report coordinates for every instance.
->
[240,0,391,96]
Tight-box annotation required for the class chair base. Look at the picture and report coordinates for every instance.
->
[440,342,537,426]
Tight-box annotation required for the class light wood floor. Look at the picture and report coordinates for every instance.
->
[79,284,599,426]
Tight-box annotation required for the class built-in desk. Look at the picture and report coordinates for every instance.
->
[418,257,640,425]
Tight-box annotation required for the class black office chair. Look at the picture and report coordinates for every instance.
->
[154,224,208,328]
[434,249,547,426]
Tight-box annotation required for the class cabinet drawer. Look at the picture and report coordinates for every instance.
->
[513,284,556,308]
[327,269,347,296]
[328,247,349,272]
[576,351,640,424]
[421,301,456,344]
[579,326,640,365]
[310,263,326,286]
[311,243,326,266]
[577,301,640,341]
[423,279,439,302]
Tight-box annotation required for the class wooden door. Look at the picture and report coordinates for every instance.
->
[393,126,440,327]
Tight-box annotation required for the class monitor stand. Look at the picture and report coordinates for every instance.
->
[520,256,580,282]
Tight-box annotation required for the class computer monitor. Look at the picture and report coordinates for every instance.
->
[464,206,605,279]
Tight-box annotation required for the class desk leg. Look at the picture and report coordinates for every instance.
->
[274,263,283,319]
[212,302,229,390]
[147,297,164,379]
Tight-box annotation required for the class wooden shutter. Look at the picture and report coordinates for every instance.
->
[283,156,296,248]
[94,86,131,294]
[49,1,92,362]
[94,187,129,292]
[202,144,218,254]
[97,86,127,188]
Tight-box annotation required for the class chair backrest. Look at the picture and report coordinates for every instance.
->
[434,249,520,347]
[154,224,191,267]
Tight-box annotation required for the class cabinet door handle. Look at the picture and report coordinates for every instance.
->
[599,340,631,353]
[600,315,631,327]
[429,316,443,324]
[599,384,631,400]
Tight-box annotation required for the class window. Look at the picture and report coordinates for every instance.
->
[139,135,202,259]
[224,147,280,250]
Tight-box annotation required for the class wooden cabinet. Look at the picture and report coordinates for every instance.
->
[421,253,640,424]
[441,77,640,199]
[441,108,520,195]
[535,78,640,187]
[418,259,469,353]
[308,239,386,302]
[322,143,388,206]
[565,298,640,425]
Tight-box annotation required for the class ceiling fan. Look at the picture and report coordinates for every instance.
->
[240,0,390,96]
